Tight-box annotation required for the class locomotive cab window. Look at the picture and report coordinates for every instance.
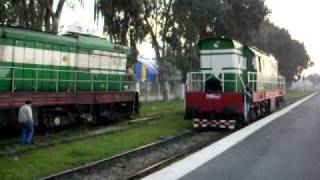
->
[205,75,222,93]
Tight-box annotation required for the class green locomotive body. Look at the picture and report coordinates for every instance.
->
[186,38,286,129]
[0,26,128,92]
[0,26,138,133]
[197,38,284,93]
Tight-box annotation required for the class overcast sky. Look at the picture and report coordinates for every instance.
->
[265,0,319,75]
[60,0,319,75]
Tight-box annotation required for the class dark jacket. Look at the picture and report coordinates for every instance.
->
[243,87,253,103]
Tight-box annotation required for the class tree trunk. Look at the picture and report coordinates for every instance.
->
[51,16,60,33]
[51,0,66,33]
[142,0,171,101]
[149,28,169,101]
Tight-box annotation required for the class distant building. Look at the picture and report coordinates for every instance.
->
[134,58,158,82]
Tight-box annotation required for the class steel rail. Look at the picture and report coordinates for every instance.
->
[40,130,196,180]
[126,130,233,180]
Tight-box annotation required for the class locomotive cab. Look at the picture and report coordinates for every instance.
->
[185,37,286,129]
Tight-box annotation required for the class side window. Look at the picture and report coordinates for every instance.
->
[250,57,256,71]
[43,44,53,66]
[77,49,90,69]
[100,53,111,73]
[90,51,101,69]
[35,42,44,65]
[110,52,118,72]
[2,38,14,62]
[61,46,70,66]
[14,39,25,63]
[241,56,246,69]
[69,47,76,67]
[258,58,262,72]
[52,44,61,67]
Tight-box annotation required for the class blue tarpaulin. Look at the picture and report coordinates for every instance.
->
[134,58,158,82]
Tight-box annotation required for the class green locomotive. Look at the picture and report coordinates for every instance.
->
[0,26,128,92]
[186,38,286,129]
[0,26,138,133]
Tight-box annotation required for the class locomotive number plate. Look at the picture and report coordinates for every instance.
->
[206,94,222,100]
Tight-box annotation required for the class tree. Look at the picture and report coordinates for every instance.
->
[94,0,148,65]
[169,0,223,82]
[220,0,269,44]
[253,21,313,85]
[44,0,83,33]
[167,0,268,82]
[0,0,46,29]
[140,0,177,101]
[0,0,83,33]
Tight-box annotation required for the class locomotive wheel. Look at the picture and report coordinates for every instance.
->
[85,114,97,124]
[42,114,54,129]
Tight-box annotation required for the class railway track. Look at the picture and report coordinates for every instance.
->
[0,117,158,158]
[41,130,231,180]
[0,94,303,159]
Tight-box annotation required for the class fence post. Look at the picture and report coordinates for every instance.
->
[156,82,160,101]
[181,83,185,100]
[145,81,148,102]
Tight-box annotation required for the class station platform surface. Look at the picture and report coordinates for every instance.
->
[143,92,319,180]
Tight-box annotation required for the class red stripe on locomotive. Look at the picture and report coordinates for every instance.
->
[186,92,244,114]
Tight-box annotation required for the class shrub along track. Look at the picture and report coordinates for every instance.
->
[0,117,158,158]
[41,130,231,180]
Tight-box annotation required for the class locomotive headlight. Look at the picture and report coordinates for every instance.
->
[54,117,61,126]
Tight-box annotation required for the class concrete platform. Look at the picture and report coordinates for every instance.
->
[143,92,318,180]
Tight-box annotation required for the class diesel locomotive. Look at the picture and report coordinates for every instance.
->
[0,26,139,133]
[185,38,286,129]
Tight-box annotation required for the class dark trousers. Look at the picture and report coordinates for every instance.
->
[21,122,34,144]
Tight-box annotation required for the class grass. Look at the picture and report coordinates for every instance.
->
[0,91,315,180]
[0,100,190,180]
[286,90,315,104]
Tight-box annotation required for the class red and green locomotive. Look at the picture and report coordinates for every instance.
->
[0,26,139,134]
[185,38,286,129]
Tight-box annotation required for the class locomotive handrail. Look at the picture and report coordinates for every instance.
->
[238,73,246,90]
[186,70,286,93]
[0,66,125,74]
[248,71,286,91]
[0,66,134,93]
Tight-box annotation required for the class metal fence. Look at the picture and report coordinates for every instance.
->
[135,81,185,102]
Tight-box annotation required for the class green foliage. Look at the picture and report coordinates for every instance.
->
[0,0,83,33]
[167,0,268,82]
[94,0,148,66]
[1,0,313,86]
[0,0,46,29]
[252,21,313,84]
[168,0,223,81]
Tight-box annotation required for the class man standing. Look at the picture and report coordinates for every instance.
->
[243,84,253,122]
[18,100,34,144]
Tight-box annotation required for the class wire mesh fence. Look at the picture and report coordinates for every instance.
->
[135,81,185,102]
